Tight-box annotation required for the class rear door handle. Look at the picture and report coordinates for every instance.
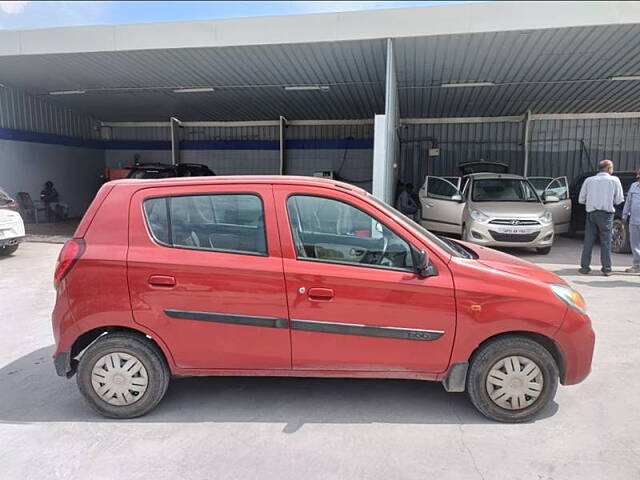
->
[148,275,176,287]
[307,288,334,301]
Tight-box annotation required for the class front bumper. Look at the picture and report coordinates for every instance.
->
[466,219,554,248]
[554,308,595,385]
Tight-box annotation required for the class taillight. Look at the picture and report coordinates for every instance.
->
[54,238,86,288]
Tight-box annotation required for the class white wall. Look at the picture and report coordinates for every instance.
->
[0,140,105,217]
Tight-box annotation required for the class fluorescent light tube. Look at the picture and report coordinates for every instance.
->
[49,90,86,95]
[284,85,330,92]
[173,87,215,93]
[441,82,495,88]
[610,76,640,81]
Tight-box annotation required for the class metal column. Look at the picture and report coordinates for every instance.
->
[522,110,531,176]
[279,116,288,175]
[170,116,182,165]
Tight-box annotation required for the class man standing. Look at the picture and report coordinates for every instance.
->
[578,160,624,276]
[622,169,640,273]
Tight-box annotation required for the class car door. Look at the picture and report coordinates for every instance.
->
[127,183,291,370]
[419,176,465,234]
[273,185,456,373]
[541,177,571,233]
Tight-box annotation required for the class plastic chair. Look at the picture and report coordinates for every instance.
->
[16,192,48,223]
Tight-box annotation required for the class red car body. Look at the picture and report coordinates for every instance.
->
[52,176,594,395]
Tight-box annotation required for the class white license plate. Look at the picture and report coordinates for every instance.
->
[499,227,530,234]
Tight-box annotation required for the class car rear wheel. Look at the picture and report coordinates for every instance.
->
[535,247,551,255]
[76,332,170,418]
[0,244,19,256]
[466,336,558,423]
[611,219,631,254]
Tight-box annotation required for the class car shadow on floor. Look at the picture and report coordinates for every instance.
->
[0,346,559,429]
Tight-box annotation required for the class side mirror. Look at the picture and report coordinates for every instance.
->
[544,195,560,203]
[415,250,438,278]
[451,194,463,202]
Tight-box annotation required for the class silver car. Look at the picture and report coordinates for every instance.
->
[419,172,571,254]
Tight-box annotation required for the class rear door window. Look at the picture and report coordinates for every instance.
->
[143,194,266,255]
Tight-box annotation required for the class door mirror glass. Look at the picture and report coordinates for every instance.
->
[415,249,437,278]
[544,195,560,203]
[451,194,463,202]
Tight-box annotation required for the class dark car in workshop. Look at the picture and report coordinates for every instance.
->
[126,162,216,179]
[568,171,637,253]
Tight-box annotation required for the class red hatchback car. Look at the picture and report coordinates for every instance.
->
[52,176,595,422]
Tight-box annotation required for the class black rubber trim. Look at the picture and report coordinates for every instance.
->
[291,319,444,341]
[442,362,469,392]
[165,309,289,329]
[420,217,461,226]
[53,352,71,377]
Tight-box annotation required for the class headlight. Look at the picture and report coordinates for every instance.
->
[550,284,586,314]
[470,210,490,223]
[539,211,553,225]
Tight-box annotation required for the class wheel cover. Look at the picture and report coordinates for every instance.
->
[485,356,544,410]
[611,223,624,249]
[91,352,149,406]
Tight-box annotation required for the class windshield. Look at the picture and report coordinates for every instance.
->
[472,178,540,202]
[366,193,465,258]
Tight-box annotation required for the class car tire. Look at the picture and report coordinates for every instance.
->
[76,332,170,418]
[535,247,551,255]
[466,335,558,423]
[462,224,470,242]
[611,219,631,254]
[0,244,19,256]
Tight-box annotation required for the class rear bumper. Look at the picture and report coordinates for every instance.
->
[0,235,24,247]
[554,309,596,385]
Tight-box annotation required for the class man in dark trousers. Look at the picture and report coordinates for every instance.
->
[578,160,624,276]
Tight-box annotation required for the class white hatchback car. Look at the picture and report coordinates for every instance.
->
[419,166,571,254]
[0,187,25,256]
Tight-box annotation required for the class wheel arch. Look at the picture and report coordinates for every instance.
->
[470,331,566,382]
[444,330,567,391]
[67,325,175,377]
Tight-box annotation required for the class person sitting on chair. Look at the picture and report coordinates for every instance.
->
[40,181,69,221]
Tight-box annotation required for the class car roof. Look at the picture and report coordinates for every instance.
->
[108,175,367,194]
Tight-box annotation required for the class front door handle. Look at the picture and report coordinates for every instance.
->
[307,287,334,301]
[148,275,176,287]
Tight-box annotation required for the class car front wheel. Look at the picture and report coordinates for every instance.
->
[76,332,170,418]
[466,335,559,423]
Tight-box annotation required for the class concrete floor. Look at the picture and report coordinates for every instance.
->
[0,238,639,480]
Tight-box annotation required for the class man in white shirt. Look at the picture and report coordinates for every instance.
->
[578,160,624,275]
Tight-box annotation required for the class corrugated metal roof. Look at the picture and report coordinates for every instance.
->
[396,24,640,117]
[3,24,640,121]
[0,40,387,121]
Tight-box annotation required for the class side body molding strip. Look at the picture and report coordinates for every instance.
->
[291,319,444,341]
[164,309,289,329]
[164,310,445,341]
